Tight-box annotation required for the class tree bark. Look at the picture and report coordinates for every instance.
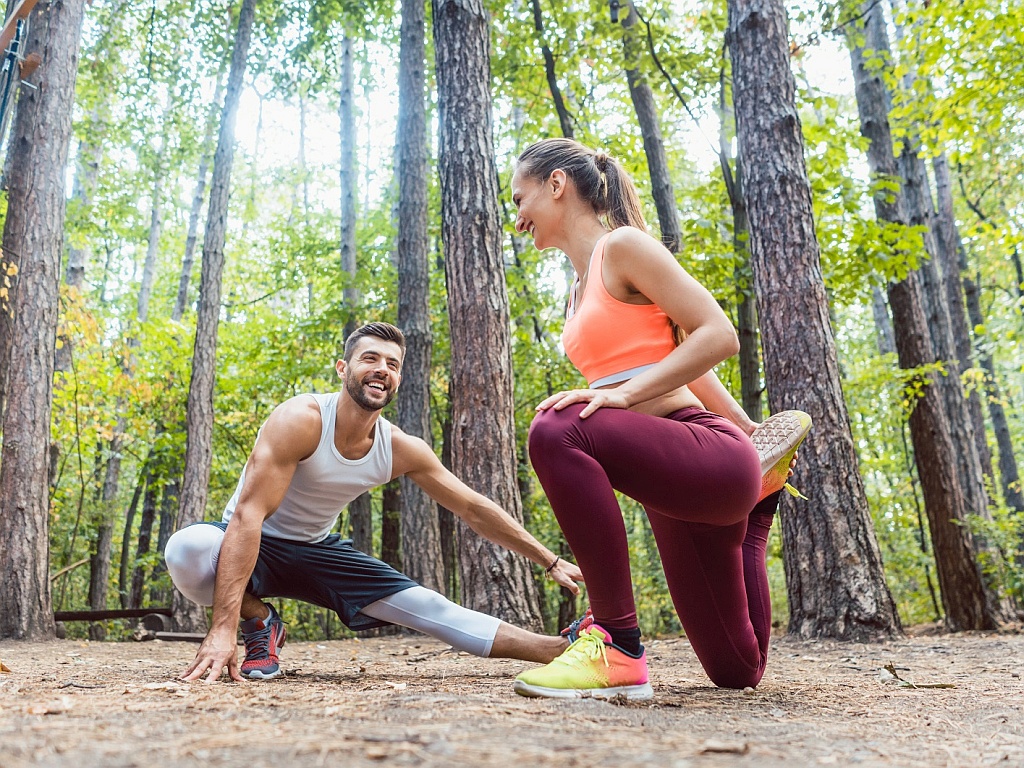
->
[846,0,998,629]
[930,153,992,478]
[871,285,896,355]
[337,30,373,555]
[174,73,225,322]
[727,0,900,639]
[0,0,87,640]
[176,0,256,632]
[718,68,761,421]
[622,2,681,254]
[396,0,443,593]
[432,0,541,628]
[381,480,402,571]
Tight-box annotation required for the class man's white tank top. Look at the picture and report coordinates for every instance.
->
[222,391,393,542]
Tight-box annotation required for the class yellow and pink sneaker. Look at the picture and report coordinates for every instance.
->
[751,410,812,501]
[513,625,653,700]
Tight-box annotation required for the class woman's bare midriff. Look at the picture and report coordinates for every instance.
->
[597,381,705,418]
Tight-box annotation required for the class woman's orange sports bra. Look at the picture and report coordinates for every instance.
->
[561,232,676,388]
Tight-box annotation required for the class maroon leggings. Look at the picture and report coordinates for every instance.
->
[528,403,779,689]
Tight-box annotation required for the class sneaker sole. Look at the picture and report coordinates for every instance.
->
[751,410,812,501]
[513,679,653,700]
[242,667,284,680]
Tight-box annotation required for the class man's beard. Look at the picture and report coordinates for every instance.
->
[345,372,396,412]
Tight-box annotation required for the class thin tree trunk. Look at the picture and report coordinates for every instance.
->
[396,0,443,593]
[117,468,145,608]
[174,73,225,322]
[337,29,373,555]
[86,521,113,640]
[718,67,761,421]
[129,473,159,608]
[432,0,541,627]
[871,285,896,355]
[530,0,573,139]
[176,0,256,632]
[930,153,992,475]
[621,2,681,253]
[727,0,901,639]
[380,480,402,570]
[962,254,1024,512]
[846,0,998,629]
[0,0,87,640]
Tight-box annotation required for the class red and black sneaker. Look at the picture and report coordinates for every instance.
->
[560,606,594,644]
[240,604,287,680]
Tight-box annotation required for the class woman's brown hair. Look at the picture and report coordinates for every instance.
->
[516,139,647,231]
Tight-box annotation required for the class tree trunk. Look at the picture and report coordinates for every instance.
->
[930,154,992,477]
[897,145,991,519]
[530,0,573,139]
[117,469,145,608]
[432,0,541,628]
[337,30,373,554]
[962,254,1024,512]
[718,69,761,421]
[846,0,998,629]
[174,73,225,322]
[0,0,87,640]
[727,0,901,639]
[396,0,443,593]
[176,0,256,632]
[622,2,681,253]
[871,285,896,355]
[86,521,113,640]
[381,480,402,571]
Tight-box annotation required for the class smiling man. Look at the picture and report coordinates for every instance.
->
[164,322,582,683]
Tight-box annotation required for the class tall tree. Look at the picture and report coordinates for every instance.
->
[432,0,541,628]
[395,0,443,593]
[529,0,573,139]
[846,0,998,630]
[176,0,257,631]
[726,0,901,638]
[0,0,87,640]
[621,1,681,253]
[338,29,373,555]
[718,65,761,421]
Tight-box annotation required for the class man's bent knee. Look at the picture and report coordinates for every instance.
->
[164,524,224,606]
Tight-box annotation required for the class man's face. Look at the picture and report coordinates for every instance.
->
[338,338,403,412]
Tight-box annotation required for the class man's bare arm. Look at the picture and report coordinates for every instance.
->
[181,398,320,683]
[392,430,583,593]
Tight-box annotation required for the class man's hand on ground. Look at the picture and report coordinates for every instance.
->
[182,627,244,683]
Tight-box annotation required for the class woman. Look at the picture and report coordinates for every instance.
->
[510,138,810,700]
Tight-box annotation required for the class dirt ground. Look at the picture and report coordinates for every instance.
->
[1,626,1022,768]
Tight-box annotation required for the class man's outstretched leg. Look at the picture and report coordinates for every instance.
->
[360,586,567,663]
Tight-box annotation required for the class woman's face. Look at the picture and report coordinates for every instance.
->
[511,168,556,250]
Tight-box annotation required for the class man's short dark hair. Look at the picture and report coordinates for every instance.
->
[343,322,406,362]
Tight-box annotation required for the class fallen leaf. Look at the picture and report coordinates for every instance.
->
[0,660,11,673]
[384,681,407,690]
[882,662,956,689]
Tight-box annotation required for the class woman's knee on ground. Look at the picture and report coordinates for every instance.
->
[163,524,223,606]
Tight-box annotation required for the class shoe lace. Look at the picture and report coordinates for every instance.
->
[556,630,609,670]
[560,608,593,642]
[243,624,272,660]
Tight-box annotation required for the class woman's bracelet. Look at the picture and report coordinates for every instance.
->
[544,555,561,574]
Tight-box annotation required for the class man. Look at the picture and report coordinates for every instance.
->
[165,322,582,683]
